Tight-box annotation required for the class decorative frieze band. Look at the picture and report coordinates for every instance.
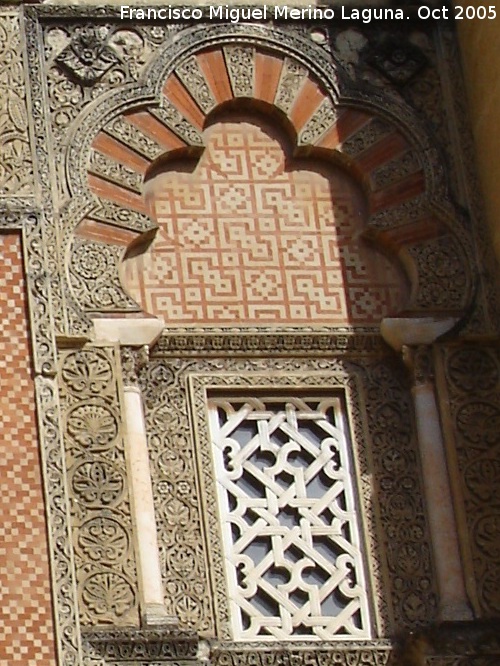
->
[154,330,387,357]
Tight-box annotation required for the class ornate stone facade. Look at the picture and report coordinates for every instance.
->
[1,4,499,666]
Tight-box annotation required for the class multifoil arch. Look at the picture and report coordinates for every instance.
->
[63,24,473,326]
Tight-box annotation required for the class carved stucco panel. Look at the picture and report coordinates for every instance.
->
[58,345,139,628]
[436,344,500,618]
[140,349,437,640]
[0,12,34,197]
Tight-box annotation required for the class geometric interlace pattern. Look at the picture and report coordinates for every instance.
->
[124,118,406,325]
[208,395,371,640]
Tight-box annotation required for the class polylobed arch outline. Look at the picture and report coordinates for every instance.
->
[64,23,473,330]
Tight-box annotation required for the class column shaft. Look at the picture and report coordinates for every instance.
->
[412,381,472,621]
[123,386,173,626]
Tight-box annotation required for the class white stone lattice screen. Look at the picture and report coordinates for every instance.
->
[208,395,371,640]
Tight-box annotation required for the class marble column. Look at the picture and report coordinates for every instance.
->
[121,346,175,627]
[404,345,472,621]
[381,317,472,621]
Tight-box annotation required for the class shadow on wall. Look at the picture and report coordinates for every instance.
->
[122,110,409,327]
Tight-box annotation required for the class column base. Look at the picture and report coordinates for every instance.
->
[437,601,473,622]
[141,603,178,628]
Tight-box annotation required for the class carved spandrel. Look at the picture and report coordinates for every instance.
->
[68,237,139,312]
[408,236,469,311]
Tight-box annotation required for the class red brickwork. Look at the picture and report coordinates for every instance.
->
[0,234,56,665]
[123,117,407,325]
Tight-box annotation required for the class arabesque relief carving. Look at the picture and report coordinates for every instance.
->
[22,7,486,337]
[139,344,437,642]
[437,345,500,618]
[0,12,33,197]
[58,346,139,627]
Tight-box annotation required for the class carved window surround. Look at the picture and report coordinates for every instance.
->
[20,7,497,663]
[132,328,438,645]
[189,367,379,640]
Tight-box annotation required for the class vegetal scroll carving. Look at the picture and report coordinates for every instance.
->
[59,346,139,626]
[0,14,33,196]
[440,345,500,617]
[140,346,436,639]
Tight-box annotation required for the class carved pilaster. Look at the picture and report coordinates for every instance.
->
[58,346,140,630]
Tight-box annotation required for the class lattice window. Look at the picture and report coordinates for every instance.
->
[208,394,371,641]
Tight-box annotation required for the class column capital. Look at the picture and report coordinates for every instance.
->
[402,344,434,386]
[121,345,149,388]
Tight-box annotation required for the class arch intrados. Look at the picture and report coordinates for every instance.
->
[123,112,409,326]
